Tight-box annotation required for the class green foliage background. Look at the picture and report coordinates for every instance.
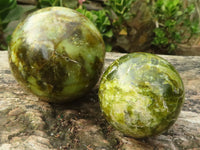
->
[0,0,23,49]
[150,0,200,52]
[0,0,199,53]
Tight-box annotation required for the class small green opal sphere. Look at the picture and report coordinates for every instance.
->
[99,53,184,138]
[9,7,105,103]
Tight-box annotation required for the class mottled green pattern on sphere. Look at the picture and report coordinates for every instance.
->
[99,53,184,138]
[9,7,105,103]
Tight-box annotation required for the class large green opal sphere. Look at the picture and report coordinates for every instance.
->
[9,7,105,103]
[99,53,184,138]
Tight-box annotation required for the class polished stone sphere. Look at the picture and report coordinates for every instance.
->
[99,53,184,138]
[9,7,105,103]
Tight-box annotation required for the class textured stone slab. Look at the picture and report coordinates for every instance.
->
[0,51,200,149]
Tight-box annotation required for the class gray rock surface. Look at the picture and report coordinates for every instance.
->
[0,51,200,149]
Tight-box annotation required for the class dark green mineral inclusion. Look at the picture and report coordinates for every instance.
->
[9,7,105,103]
[99,52,184,138]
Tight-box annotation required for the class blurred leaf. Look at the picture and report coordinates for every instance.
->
[103,30,113,38]
[0,0,17,21]
[2,5,23,25]
[119,28,127,35]
[76,8,98,23]
[0,0,16,14]
[0,44,7,50]
[105,43,112,52]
